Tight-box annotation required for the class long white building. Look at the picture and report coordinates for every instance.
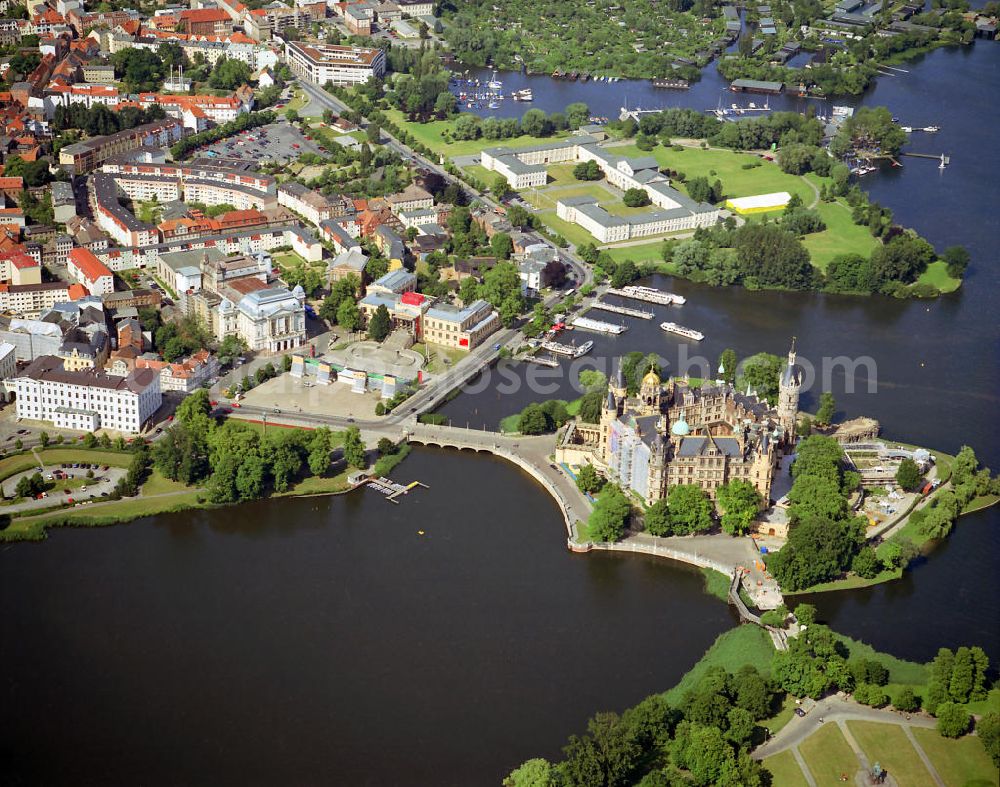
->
[481,134,721,240]
[284,41,387,86]
[14,355,162,433]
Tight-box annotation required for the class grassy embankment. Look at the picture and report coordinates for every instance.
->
[0,435,415,541]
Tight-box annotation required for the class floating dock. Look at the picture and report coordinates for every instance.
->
[367,477,429,503]
[588,301,654,319]
[525,355,560,368]
[571,317,628,335]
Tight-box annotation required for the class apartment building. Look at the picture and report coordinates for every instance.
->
[284,41,386,85]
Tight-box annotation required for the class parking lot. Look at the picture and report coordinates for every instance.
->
[195,122,326,167]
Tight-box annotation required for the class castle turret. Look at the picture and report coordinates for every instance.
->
[610,357,627,400]
[778,337,802,444]
[639,364,662,415]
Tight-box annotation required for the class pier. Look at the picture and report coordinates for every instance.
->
[902,152,950,165]
[525,355,560,368]
[366,477,429,503]
[571,316,628,335]
[588,301,655,319]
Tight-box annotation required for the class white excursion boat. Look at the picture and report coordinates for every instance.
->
[660,322,704,341]
[610,285,686,305]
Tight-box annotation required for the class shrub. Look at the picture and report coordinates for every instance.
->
[935,702,971,738]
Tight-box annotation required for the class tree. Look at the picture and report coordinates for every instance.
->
[738,353,784,405]
[578,391,604,424]
[209,56,252,90]
[492,174,513,200]
[336,298,362,332]
[935,702,971,738]
[573,160,602,181]
[686,176,716,203]
[768,515,861,591]
[521,109,550,137]
[480,262,523,310]
[732,223,814,290]
[894,687,921,713]
[941,245,970,278]
[978,712,1000,768]
[851,547,881,578]
[667,485,713,534]
[576,464,605,495]
[518,403,549,435]
[39,431,49,447]
[587,485,631,542]
[623,188,651,207]
[368,304,392,342]
[870,233,935,285]
[565,102,590,129]
[490,232,514,260]
[643,499,672,536]
[377,437,395,456]
[216,335,247,367]
[342,427,367,470]
[895,458,923,491]
[716,481,762,535]
[503,758,555,787]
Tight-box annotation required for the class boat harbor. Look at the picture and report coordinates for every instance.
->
[607,286,686,306]
[540,339,594,358]
[571,317,628,335]
[660,322,705,341]
[587,301,655,320]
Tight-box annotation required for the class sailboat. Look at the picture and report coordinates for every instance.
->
[487,69,503,90]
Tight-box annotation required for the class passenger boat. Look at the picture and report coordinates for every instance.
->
[660,322,704,341]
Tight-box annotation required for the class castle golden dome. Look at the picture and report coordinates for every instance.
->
[642,369,661,388]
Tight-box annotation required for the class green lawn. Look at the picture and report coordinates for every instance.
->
[847,721,934,786]
[798,722,860,786]
[663,626,775,705]
[141,469,193,496]
[383,109,572,157]
[524,182,614,210]
[274,250,320,270]
[911,727,1000,787]
[700,567,731,602]
[611,143,820,207]
[462,163,495,185]
[0,449,131,482]
[914,260,962,294]
[532,210,599,248]
[764,749,808,786]
[802,201,880,271]
[275,470,351,497]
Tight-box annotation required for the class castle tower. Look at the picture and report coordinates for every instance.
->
[639,364,662,415]
[777,338,802,444]
[647,431,667,503]
[610,356,627,400]
[599,389,619,463]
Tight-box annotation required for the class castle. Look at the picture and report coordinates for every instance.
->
[557,342,803,507]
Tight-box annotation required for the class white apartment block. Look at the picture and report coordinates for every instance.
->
[284,41,387,86]
[14,356,162,433]
[67,247,114,296]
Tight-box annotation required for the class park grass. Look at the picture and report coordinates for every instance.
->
[499,413,521,434]
[462,163,494,184]
[383,109,572,157]
[763,694,799,736]
[834,632,928,689]
[0,448,131,482]
[798,722,859,786]
[603,242,672,265]
[788,567,904,594]
[763,749,808,786]
[274,250,317,270]
[847,720,934,786]
[611,142,819,207]
[963,686,1000,717]
[802,201,880,271]
[140,470,192,496]
[700,566,731,602]
[524,182,614,209]
[663,626,775,705]
[533,209,599,248]
[914,260,962,294]
[911,727,1000,787]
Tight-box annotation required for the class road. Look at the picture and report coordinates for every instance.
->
[752,695,938,760]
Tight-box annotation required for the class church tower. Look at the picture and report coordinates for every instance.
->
[778,338,802,444]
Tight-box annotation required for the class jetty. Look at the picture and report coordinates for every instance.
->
[525,355,560,368]
[902,152,950,166]
[571,316,628,335]
[588,301,655,319]
[366,477,429,503]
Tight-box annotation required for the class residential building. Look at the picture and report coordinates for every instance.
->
[67,247,114,296]
[58,118,185,173]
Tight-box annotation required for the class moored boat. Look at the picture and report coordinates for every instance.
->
[660,322,704,341]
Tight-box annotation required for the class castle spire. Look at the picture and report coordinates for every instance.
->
[788,336,797,367]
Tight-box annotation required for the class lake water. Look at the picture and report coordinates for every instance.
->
[2,43,998,785]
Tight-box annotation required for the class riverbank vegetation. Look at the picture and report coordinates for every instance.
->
[441,0,721,80]
[504,617,999,786]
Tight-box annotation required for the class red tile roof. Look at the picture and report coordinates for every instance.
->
[67,247,112,282]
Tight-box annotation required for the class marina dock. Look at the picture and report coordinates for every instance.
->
[571,317,628,335]
[588,301,655,319]
[525,355,560,368]
[366,477,429,504]
[540,339,594,358]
